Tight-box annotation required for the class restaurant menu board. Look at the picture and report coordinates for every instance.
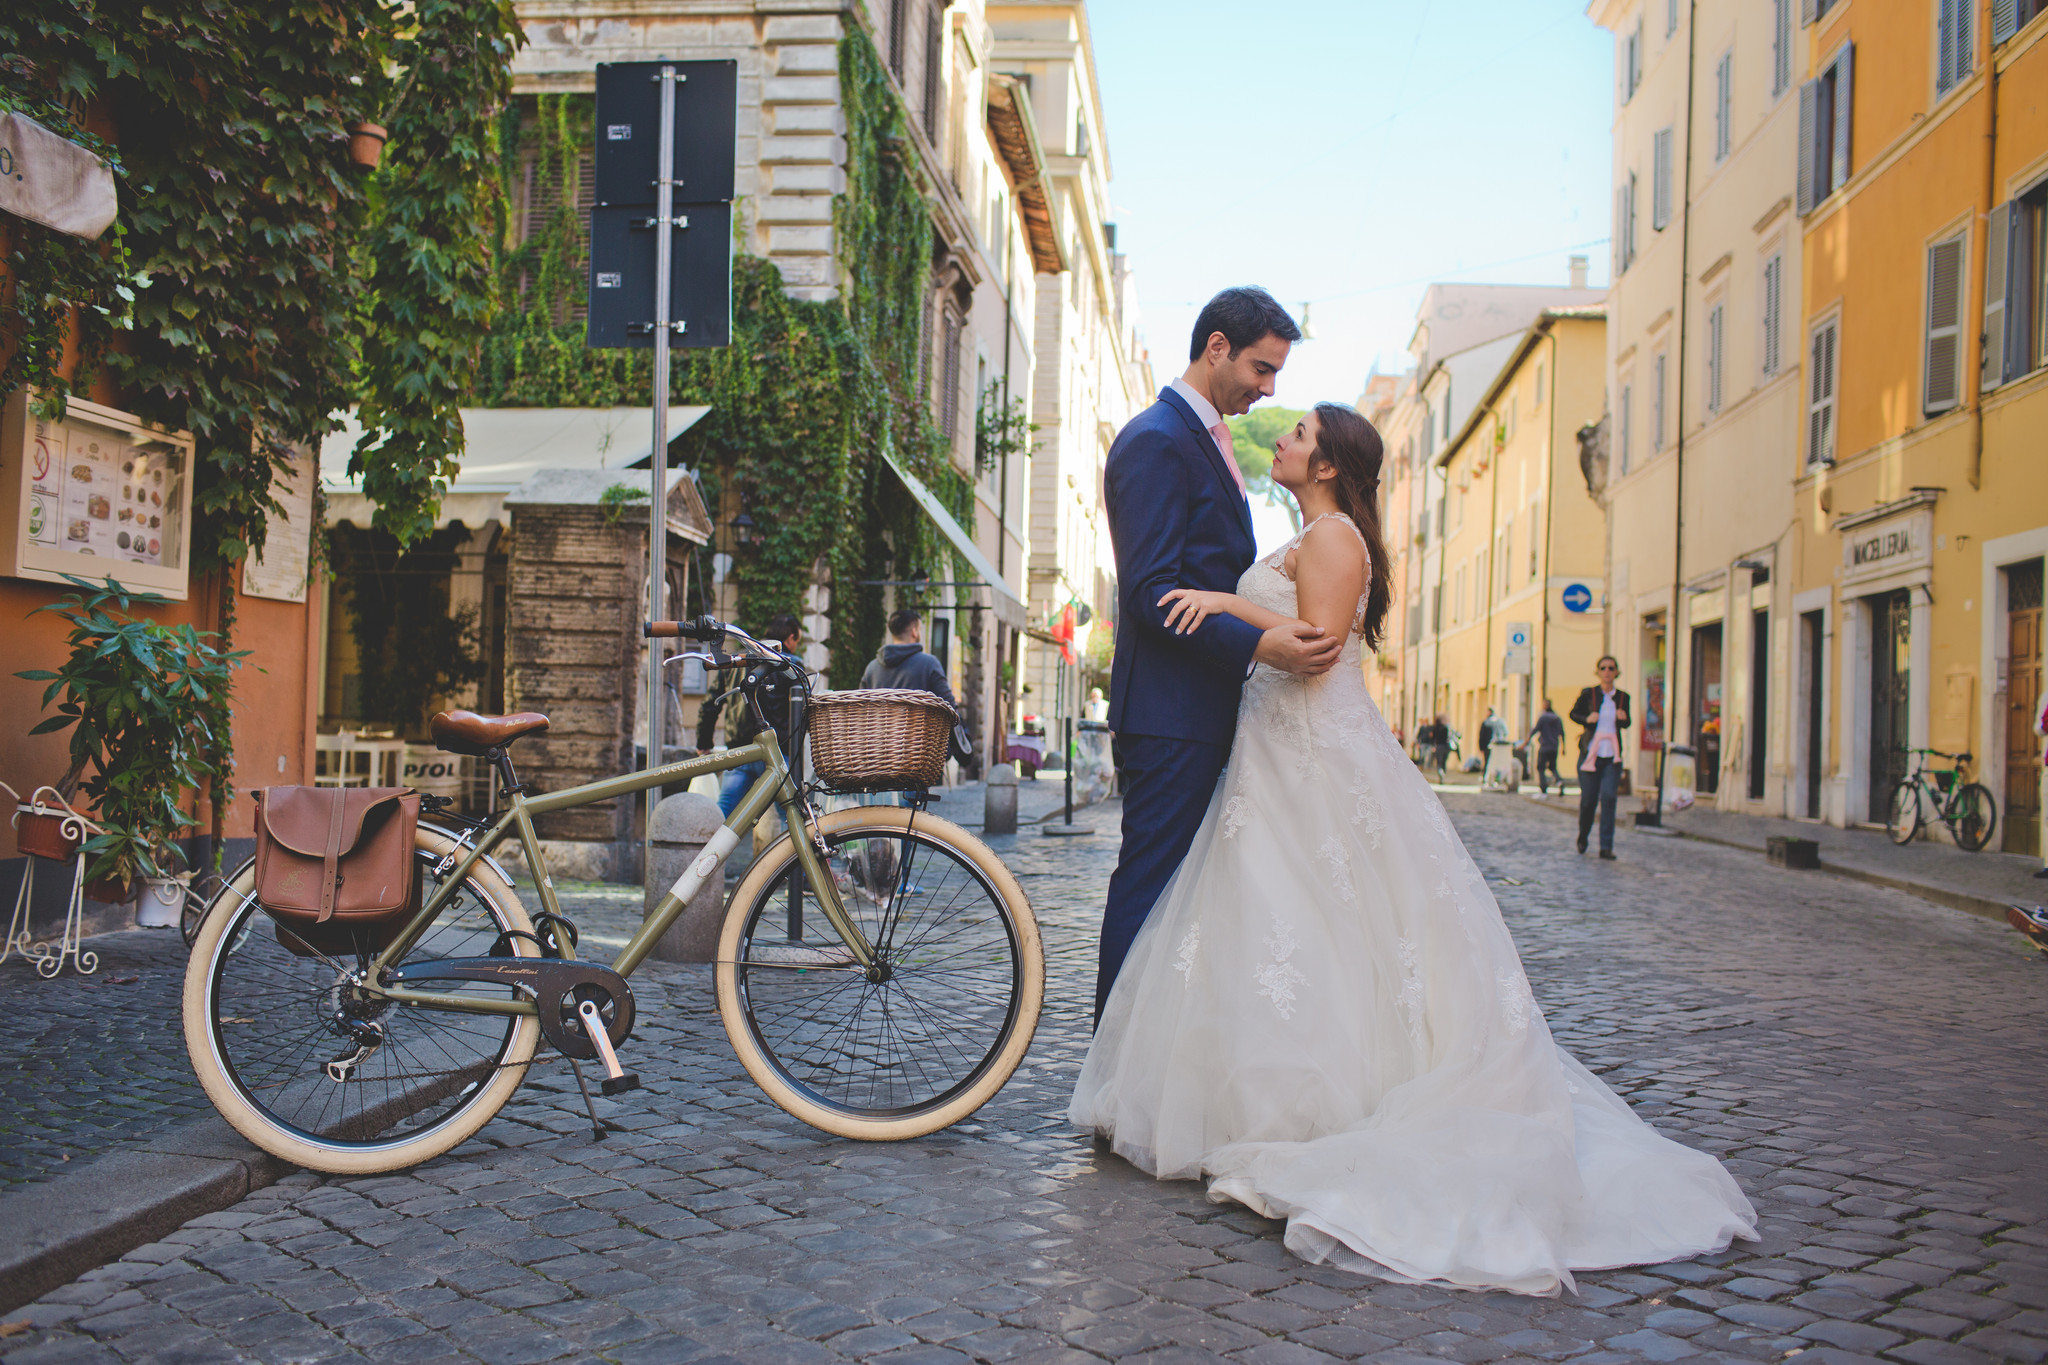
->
[5,391,195,598]
[241,450,315,602]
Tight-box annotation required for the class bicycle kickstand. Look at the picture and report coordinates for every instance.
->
[563,1053,621,1143]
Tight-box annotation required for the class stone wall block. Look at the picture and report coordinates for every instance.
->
[768,164,847,195]
[763,75,839,104]
[758,194,834,224]
[760,134,845,166]
[767,225,834,255]
[769,104,847,135]
[775,43,840,74]
[762,14,843,42]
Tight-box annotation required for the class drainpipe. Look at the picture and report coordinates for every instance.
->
[1972,1,1998,493]
[1540,327,1559,717]
[1656,0,1702,823]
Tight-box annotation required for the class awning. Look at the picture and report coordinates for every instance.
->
[881,451,1026,629]
[0,112,118,239]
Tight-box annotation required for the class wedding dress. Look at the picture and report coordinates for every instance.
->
[1071,513,1756,1296]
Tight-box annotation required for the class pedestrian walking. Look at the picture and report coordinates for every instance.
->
[1571,656,1631,859]
[1478,707,1505,750]
[1423,713,1452,781]
[718,613,804,818]
[1526,699,1565,795]
[860,608,959,707]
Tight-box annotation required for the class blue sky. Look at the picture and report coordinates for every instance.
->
[1087,0,1617,412]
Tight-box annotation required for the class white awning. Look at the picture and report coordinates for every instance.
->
[321,406,709,530]
[881,451,1026,629]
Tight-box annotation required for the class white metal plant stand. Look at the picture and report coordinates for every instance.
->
[3,783,102,978]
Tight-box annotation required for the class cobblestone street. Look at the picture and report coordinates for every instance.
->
[5,793,2047,1365]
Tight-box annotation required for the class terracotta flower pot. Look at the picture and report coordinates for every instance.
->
[346,122,388,170]
[16,810,81,861]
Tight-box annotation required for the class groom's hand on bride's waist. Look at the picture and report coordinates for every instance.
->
[1255,622,1342,675]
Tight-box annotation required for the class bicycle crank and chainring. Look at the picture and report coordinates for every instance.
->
[382,957,636,1061]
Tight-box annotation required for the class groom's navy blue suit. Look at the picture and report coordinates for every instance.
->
[1099,386,1262,1022]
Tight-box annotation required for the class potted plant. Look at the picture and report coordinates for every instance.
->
[16,577,244,911]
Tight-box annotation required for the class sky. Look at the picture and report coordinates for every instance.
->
[1087,0,1617,413]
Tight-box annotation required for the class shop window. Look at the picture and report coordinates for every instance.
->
[1923,233,1966,414]
[1797,43,1853,213]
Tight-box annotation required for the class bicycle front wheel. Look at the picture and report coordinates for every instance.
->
[182,826,540,1174]
[716,805,1043,1140]
[1886,780,1923,844]
[1950,782,1997,852]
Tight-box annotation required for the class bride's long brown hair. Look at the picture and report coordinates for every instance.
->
[1309,402,1393,649]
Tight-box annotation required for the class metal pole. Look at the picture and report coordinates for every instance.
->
[646,65,678,873]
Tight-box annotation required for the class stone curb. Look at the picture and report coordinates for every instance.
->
[1497,789,2015,924]
[0,1113,295,1315]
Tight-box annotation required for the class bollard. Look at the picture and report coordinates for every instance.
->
[984,763,1019,836]
[645,791,726,961]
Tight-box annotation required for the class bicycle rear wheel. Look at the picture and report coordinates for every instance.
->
[1950,782,1997,852]
[182,826,539,1174]
[1886,780,1923,844]
[716,805,1042,1140]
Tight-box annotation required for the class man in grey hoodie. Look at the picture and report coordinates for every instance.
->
[861,608,958,709]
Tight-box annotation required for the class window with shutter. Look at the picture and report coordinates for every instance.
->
[1797,81,1818,214]
[1923,235,1965,414]
[1937,0,1975,96]
[939,307,963,439]
[2011,186,2048,380]
[1667,0,1680,37]
[1620,382,1634,475]
[1652,351,1668,451]
[1761,254,1784,376]
[1707,303,1726,413]
[1984,202,2011,388]
[1830,44,1853,195]
[1774,0,1793,96]
[889,0,908,80]
[1653,128,1674,230]
[1807,319,1838,465]
[1715,54,1733,162]
[923,3,943,144]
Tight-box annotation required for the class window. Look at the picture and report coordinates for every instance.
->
[1995,1,2048,44]
[1619,381,1635,475]
[1706,302,1726,413]
[1431,585,1442,633]
[1807,317,1839,464]
[923,3,943,143]
[1923,233,1965,414]
[888,0,908,80]
[1985,182,2048,387]
[938,307,963,439]
[1810,0,1843,21]
[1534,362,1546,406]
[1652,350,1668,451]
[1936,0,1975,98]
[1623,21,1644,103]
[1617,171,1639,272]
[1528,502,1541,580]
[1798,44,1854,213]
[1761,253,1785,375]
[1714,53,1733,162]
[1454,565,1466,624]
[1653,128,1675,230]
[1773,0,1794,97]
[1667,0,1680,38]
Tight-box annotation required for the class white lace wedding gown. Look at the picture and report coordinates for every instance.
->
[1071,514,1756,1297]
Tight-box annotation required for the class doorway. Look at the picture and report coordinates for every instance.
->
[1691,622,1723,796]
[1868,589,1912,820]
[2005,560,2043,856]
[1749,608,1769,800]
[1801,610,1825,818]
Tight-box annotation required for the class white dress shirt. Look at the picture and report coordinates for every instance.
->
[1169,377,1235,472]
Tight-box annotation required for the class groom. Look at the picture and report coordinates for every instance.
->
[1097,286,1341,1023]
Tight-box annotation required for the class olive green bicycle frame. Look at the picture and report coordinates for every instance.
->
[364,728,875,1020]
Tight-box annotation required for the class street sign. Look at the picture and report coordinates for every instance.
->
[1561,582,1595,613]
[1504,646,1533,675]
[593,61,737,206]
[586,203,733,349]
[1505,621,1532,649]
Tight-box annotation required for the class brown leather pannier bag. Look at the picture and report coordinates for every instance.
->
[254,787,420,958]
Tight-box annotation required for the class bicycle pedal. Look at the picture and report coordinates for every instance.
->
[601,1072,641,1096]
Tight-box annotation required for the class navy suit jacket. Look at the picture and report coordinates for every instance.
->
[1105,388,1263,743]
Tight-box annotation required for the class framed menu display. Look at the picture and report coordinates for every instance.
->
[0,390,196,599]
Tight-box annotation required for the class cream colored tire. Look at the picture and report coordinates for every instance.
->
[716,805,1043,1140]
[182,826,540,1175]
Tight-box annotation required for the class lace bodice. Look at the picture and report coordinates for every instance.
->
[1238,512,1370,665]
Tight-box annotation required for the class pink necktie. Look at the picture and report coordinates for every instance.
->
[1209,422,1247,495]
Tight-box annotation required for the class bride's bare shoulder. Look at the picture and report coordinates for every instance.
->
[1296,515,1368,572]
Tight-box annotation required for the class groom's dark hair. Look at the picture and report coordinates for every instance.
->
[1189,287,1301,362]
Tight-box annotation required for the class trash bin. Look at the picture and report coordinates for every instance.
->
[645,791,726,962]
[1663,744,1697,811]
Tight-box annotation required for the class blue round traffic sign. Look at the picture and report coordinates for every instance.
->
[1561,583,1594,613]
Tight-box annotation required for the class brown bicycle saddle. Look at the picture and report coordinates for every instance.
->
[430,709,550,756]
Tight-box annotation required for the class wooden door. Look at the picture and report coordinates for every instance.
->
[2005,562,2043,856]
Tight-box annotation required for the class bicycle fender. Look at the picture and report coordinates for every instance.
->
[384,957,635,1060]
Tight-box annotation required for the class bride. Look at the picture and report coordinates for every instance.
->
[1070,403,1755,1297]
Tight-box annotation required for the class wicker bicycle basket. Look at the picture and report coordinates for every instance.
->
[806,689,955,792]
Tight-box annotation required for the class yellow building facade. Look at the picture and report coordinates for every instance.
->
[1427,311,1612,756]
[1791,0,2048,851]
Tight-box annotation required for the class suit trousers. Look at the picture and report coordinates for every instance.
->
[1578,756,1621,852]
[1098,732,1230,1024]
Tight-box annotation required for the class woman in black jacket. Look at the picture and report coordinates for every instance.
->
[1569,657,1631,858]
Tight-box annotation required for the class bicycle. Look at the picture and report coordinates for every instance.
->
[1885,747,1997,852]
[181,616,1043,1175]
